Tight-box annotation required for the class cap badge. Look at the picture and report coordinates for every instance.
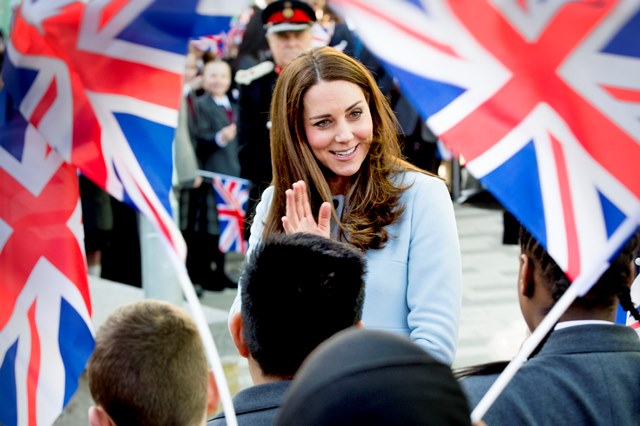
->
[282,2,294,19]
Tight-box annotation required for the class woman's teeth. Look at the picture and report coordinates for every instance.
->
[334,146,356,157]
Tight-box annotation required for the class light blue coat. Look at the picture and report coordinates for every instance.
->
[230,171,462,364]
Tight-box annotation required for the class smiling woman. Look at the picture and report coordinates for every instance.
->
[229,46,463,365]
[301,80,373,194]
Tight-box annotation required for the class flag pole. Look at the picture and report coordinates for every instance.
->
[160,235,239,426]
[139,214,183,305]
[471,214,640,423]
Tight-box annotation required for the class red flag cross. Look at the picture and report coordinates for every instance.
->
[10,2,185,256]
[0,161,89,331]
[334,0,640,281]
[11,3,183,182]
[441,1,639,278]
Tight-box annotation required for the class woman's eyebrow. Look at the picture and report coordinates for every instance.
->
[308,101,362,120]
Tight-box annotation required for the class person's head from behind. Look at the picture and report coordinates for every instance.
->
[262,0,316,67]
[275,328,472,425]
[87,300,217,426]
[517,225,640,332]
[229,233,366,381]
[202,59,232,98]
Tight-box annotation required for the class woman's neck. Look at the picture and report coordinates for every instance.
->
[327,175,351,195]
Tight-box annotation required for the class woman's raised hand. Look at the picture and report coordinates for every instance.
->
[281,180,332,238]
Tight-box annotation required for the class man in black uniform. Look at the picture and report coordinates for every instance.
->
[235,0,316,239]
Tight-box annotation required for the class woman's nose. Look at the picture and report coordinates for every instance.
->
[334,123,353,143]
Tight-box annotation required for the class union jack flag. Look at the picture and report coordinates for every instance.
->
[0,90,94,426]
[190,34,227,57]
[210,172,249,254]
[333,0,640,285]
[1,0,246,424]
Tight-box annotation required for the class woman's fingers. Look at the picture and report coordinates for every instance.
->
[298,181,314,220]
[282,181,331,238]
[282,216,293,234]
[316,202,332,238]
[292,181,308,220]
[284,188,297,227]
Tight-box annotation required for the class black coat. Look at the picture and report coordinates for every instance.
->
[237,69,278,187]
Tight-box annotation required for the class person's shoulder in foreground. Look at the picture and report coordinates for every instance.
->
[208,381,290,426]
[276,328,472,425]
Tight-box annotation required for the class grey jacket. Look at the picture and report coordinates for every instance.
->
[208,381,291,426]
[461,324,640,425]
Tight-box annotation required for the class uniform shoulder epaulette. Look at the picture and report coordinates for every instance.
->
[235,61,275,86]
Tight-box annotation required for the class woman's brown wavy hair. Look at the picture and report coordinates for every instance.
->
[264,46,428,250]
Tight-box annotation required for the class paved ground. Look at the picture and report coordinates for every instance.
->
[55,199,530,424]
[453,203,528,368]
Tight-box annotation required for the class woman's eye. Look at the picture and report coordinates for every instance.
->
[314,119,330,128]
[349,110,362,119]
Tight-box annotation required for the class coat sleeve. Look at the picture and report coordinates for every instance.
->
[227,186,273,319]
[405,175,462,364]
[173,97,199,186]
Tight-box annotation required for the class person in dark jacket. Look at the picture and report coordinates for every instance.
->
[235,0,316,239]
[184,59,241,290]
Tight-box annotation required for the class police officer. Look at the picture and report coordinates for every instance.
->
[235,0,316,239]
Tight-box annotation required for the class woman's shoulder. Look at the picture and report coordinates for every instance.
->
[260,185,275,201]
[393,169,446,189]
[393,169,453,212]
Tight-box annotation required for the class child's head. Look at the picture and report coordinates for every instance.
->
[87,300,214,426]
[202,60,232,97]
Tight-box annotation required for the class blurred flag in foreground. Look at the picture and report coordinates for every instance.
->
[0,89,94,426]
[1,0,248,424]
[334,0,640,285]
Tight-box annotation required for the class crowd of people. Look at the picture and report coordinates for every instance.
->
[81,0,640,425]
[88,224,640,425]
